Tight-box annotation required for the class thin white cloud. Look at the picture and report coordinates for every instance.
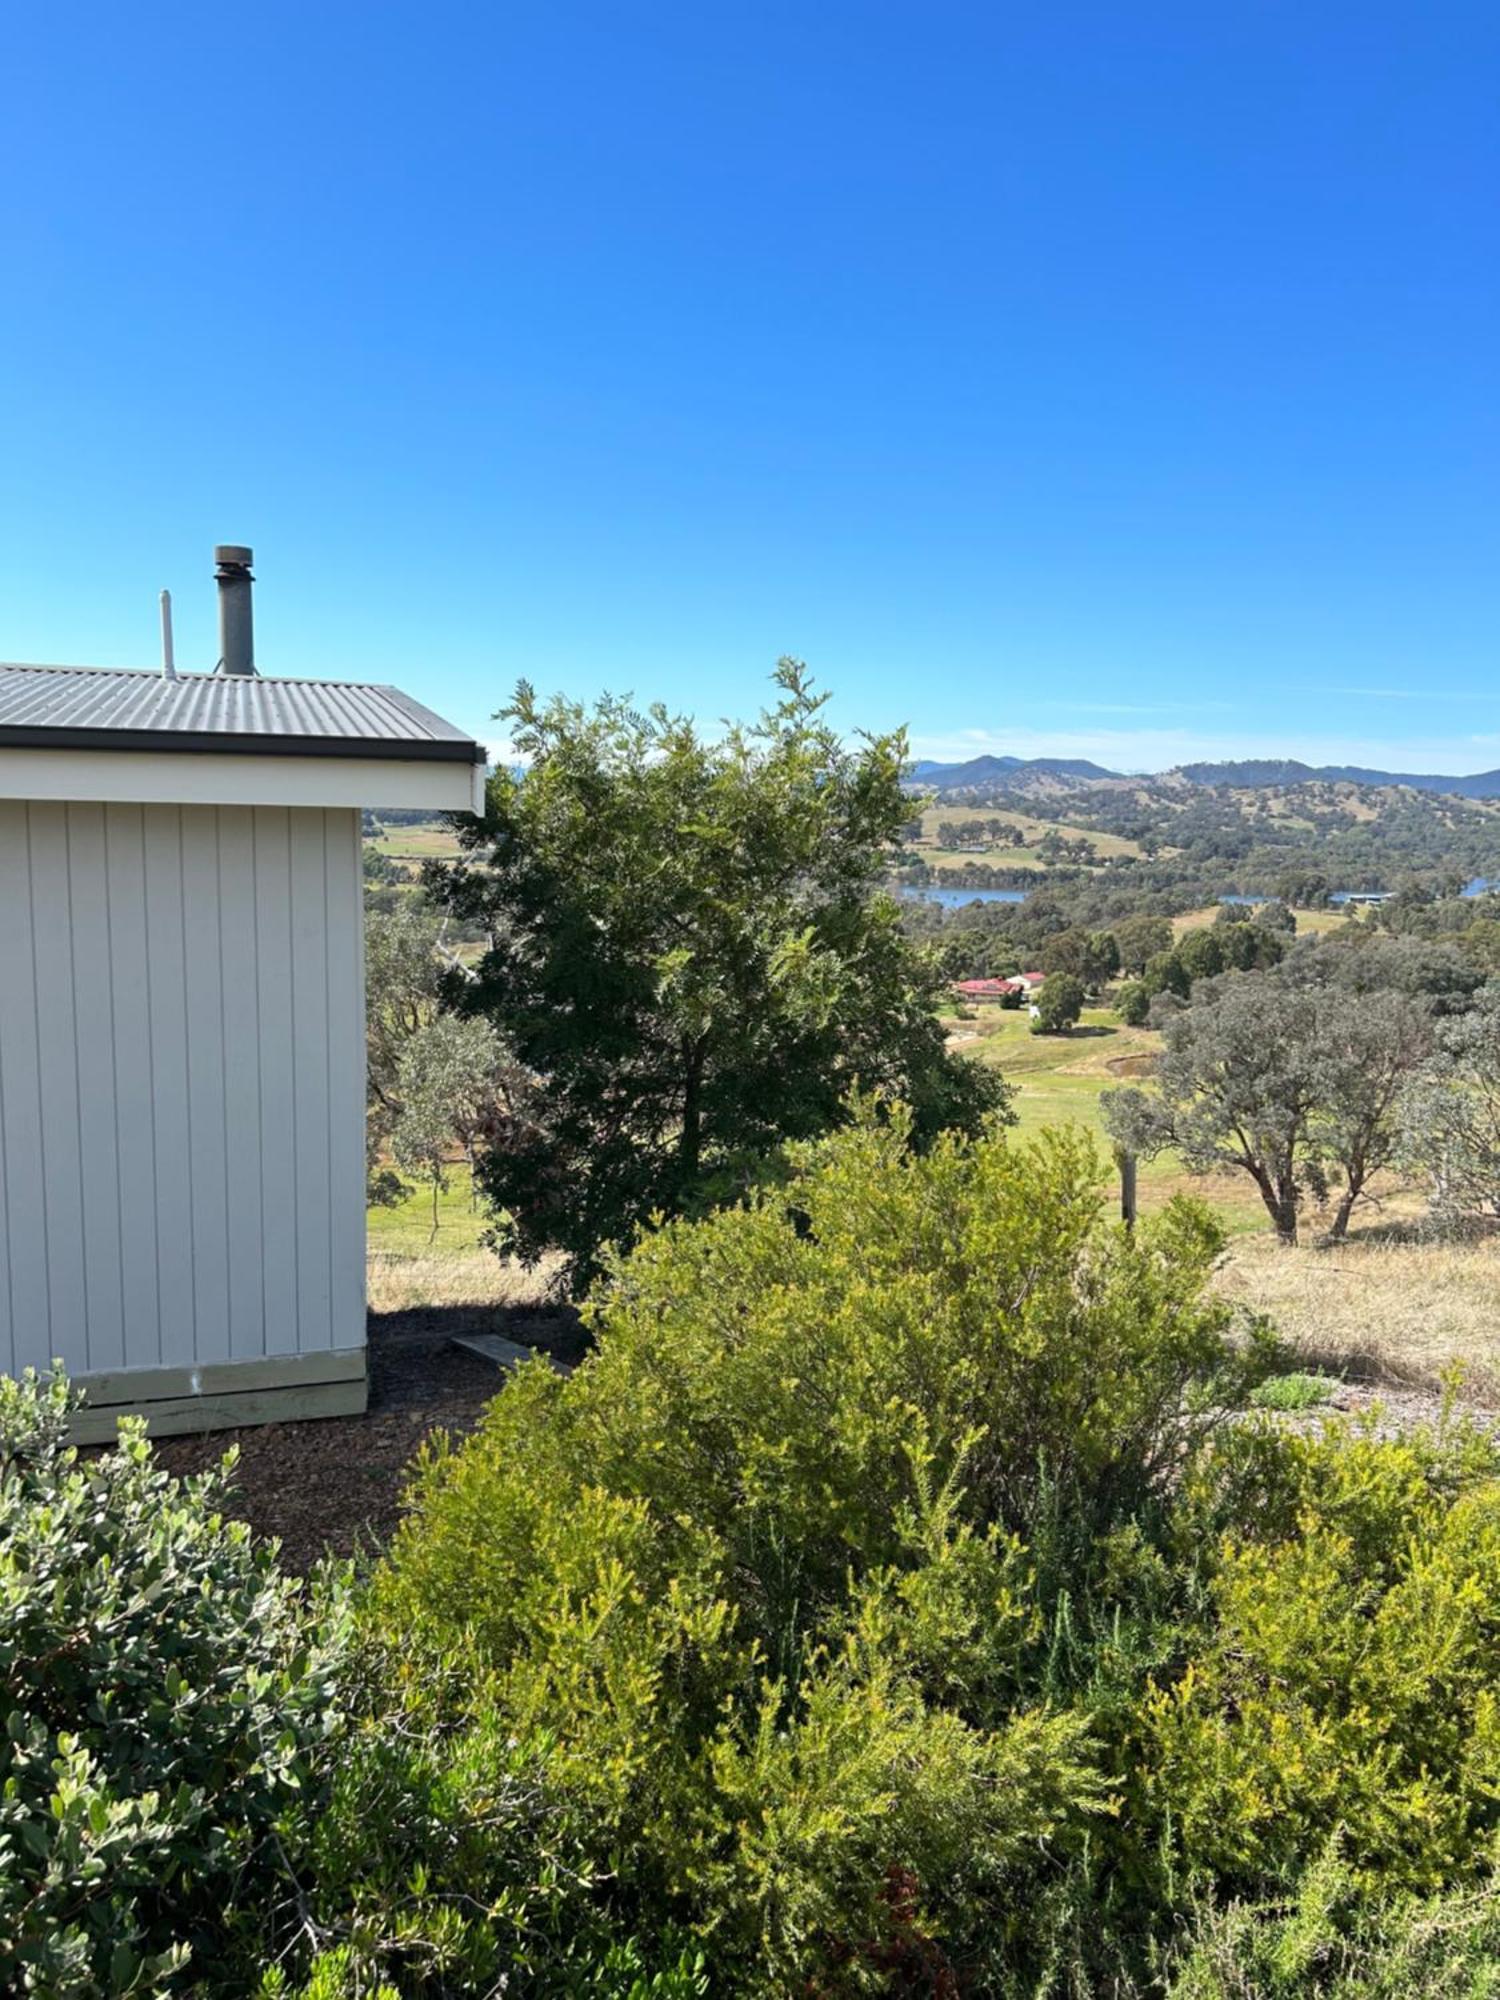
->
[1312,686,1482,703]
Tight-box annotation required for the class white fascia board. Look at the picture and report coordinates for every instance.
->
[0,746,482,813]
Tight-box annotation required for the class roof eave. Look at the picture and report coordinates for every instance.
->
[0,724,486,764]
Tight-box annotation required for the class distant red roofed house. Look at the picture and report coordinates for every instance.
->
[1018,971,1046,991]
[953,977,1024,1003]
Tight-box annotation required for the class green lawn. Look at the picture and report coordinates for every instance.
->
[367,1164,489,1255]
[953,1005,1266,1230]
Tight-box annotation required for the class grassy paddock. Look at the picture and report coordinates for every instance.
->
[913,803,1143,862]
[367,1247,548,1314]
[366,821,464,863]
[1215,1228,1500,1399]
[367,1165,488,1257]
[1171,903,1356,938]
[366,1165,561,1311]
[363,1046,1497,1400]
[952,1004,1267,1231]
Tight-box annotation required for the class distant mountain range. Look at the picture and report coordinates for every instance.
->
[909,753,1500,800]
[1178,759,1500,798]
[909,755,1121,787]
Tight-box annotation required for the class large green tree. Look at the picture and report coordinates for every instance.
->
[1115,913,1174,975]
[432,663,1011,1283]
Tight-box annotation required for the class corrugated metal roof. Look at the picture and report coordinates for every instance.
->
[0,663,484,762]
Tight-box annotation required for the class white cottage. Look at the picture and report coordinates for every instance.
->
[0,548,485,1439]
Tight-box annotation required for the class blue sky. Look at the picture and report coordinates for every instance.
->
[3,2,1497,772]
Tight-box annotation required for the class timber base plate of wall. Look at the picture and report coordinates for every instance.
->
[67,1347,367,1443]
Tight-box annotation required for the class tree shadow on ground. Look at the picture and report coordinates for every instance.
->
[1315,1213,1500,1252]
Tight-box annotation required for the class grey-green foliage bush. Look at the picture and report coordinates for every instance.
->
[363,1109,1257,1993]
[0,1370,351,1996]
[1167,1843,1500,1998]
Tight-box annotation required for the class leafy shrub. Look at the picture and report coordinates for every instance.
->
[1249,1371,1340,1411]
[260,1641,711,1997]
[1139,1416,1500,1903]
[367,1111,1253,1989]
[15,1121,1500,1993]
[0,1370,350,1996]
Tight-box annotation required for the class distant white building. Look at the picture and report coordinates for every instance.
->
[0,547,484,1437]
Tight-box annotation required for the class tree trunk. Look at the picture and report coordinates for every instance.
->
[678,1042,705,1182]
[1327,1189,1357,1242]
[1248,1163,1299,1244]
[1271,1171,1300,1244]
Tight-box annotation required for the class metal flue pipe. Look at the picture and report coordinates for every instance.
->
[160,589,177,678]
[214,544,256,675]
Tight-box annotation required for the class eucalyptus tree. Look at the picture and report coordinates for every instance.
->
[1399,985,1500,1223]
[1103,975,1326,1243]
[1103,971,1436,1244]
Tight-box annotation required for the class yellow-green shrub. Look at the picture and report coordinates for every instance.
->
[1140,1421,1500,1900]
[367,1111,1249,1986]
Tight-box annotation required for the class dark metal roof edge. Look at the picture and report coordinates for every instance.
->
[0,724,488,764]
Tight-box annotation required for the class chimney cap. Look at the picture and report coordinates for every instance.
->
[214,544,254,569]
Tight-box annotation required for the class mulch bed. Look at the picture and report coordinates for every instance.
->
[151,1300,585,1572]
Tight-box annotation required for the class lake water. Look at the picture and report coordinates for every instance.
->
[901,886,1027,909]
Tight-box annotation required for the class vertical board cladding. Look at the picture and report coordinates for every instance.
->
[0,801,365,1382]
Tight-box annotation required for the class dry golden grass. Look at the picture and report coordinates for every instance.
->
[1171,904,1352,938]
[366,1248,561,1314]
[913,804,1142,860]
[1214,1228,1500,1400]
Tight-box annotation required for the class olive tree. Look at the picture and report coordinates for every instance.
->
[366,902,527,1217]
[364,903,446,1203]
[392,1013,531,1239]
